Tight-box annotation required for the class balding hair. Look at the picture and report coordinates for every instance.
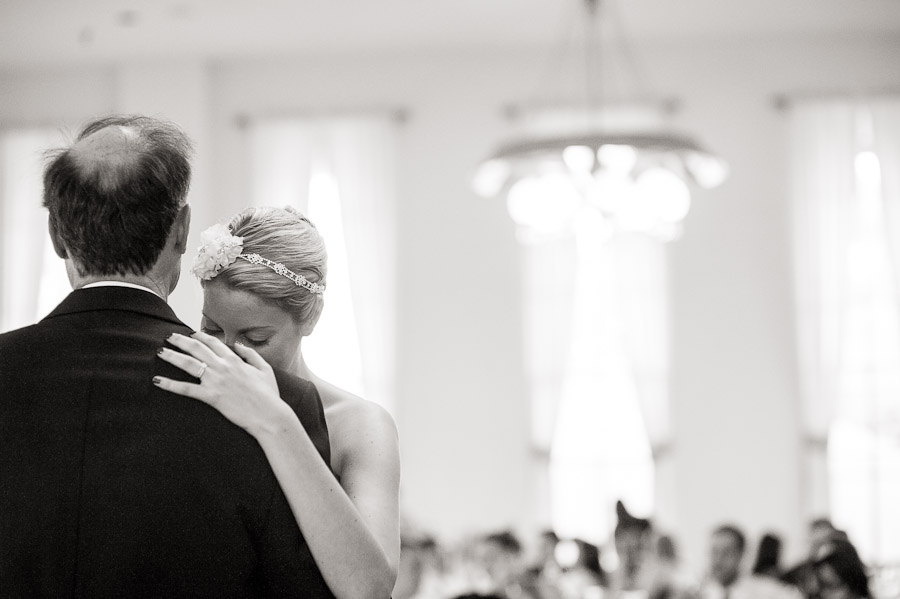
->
[43,115,193,276]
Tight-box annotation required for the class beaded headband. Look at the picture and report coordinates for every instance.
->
[191,223,325,295]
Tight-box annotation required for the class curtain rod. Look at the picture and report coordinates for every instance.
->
[0,117,99,133]
[234,106,410,129]
[772,87,900,111]
[501,96,683,121]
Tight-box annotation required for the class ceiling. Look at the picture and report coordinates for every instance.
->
[2,0,900,67]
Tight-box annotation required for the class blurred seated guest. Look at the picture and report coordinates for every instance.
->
[701,525,798,599]
[650,535,696,599]
[529,530,561,577]
[437,531,547,599]
[476,531,527,593]
[554,538,607,599]
[395,534,433,599]
[522,530,564,599]
[704,525,745,599]
[810,539,871,599]
[781,519,850,599]
[808,520,839,560]
[608,500,656,597]
[752,534,785,580]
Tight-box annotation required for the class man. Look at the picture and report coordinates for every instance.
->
[709,525,746,597]
[0,115,336,598]
[702,525,799,599]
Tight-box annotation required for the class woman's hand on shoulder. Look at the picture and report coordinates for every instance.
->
[153,332,294,436]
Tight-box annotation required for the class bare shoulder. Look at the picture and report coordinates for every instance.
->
[317,382,399,477]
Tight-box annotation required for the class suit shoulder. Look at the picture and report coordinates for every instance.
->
[0,322,41,344]
[0,323,47,364]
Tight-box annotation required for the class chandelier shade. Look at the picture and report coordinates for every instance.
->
[476,132,728,193]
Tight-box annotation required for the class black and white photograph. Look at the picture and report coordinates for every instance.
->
[1,1,899,598]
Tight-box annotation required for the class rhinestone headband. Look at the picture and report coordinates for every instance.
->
[192,224,325,295]
[237,253,325,295]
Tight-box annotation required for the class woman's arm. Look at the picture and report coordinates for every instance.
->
[154,332,400,599]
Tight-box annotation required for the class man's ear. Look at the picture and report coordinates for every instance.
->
[173,204,191,254]
[48,218,68,259]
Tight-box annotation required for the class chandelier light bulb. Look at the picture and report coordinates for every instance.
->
[684,151,729,189]
[507,173,581,233]
[563,144,595,174]
[635,167,692,223]
[597,144,638,175]
[590,169,635,215]
[472,158,511,198]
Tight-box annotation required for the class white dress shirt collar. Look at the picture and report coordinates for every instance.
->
[81,281,163,299]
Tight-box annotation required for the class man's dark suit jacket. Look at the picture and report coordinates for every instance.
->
[0,286,337,599]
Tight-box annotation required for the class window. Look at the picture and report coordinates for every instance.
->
[522,213,664,545]
[304,164,365,397]
[247,116,398,412]
[1,128,70,332]
[829,135,900,565]
[790,99,900,565]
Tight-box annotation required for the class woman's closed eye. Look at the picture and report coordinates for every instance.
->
[242,336,270,348]
[200,326,224,338]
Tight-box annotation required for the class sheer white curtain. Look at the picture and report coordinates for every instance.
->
[789,98,900,564]
[789,103,856,518]
[520,232,578,525]
[247,116,397,413]
[547,211,657,544]
[612,233,673,524]
[329,120,398,414]
[1,128,70,333]
[873,99,900,340]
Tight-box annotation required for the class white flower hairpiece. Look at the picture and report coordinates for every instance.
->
[192,224,243,280]
[192,223,326,295]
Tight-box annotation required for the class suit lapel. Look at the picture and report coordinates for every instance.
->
[44,287,188,327]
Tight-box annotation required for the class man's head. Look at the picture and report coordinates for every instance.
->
[809,518,838,558]
[43,115,193,293]
[709,525,745,587]
[473,530,523,585]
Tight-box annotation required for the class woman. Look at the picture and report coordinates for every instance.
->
[153,206,400,599]
[751,533,784,580]
[811,539,871,599]
[611,500,654,596]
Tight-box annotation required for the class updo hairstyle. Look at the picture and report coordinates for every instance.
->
[208,206,327,328]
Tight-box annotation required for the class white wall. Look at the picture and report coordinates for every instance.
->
[2,32,900,573]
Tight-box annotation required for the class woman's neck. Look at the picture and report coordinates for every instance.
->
[291,349,314,381]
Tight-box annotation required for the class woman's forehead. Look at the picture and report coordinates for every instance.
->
[202,282,288,327]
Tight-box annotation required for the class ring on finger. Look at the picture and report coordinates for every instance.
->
[195,361,208,380]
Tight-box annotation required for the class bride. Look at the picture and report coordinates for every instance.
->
[153,206,400,599]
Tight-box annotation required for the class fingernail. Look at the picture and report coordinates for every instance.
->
[152,376,161,385]
[157,347,165,355]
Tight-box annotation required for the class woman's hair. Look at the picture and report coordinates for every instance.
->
[614,500,653,538]
[210,206,327,326]
[752,533,782,576]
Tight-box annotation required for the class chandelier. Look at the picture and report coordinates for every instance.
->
[473,0,728,241]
